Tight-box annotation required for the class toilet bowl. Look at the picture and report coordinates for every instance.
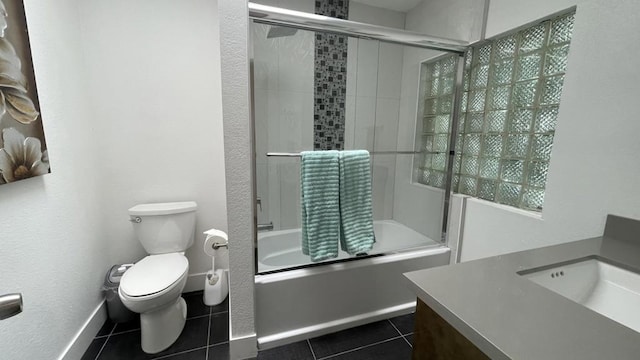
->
[119,253,190,353]
[118,201,197,354]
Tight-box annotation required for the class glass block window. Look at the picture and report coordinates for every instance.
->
[416,55,456,188]
[416,12,575,211]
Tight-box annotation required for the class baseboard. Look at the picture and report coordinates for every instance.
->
[184,272,206,293]
[58,300,107,360]
[230,333,258,359]
[257,301,416,350]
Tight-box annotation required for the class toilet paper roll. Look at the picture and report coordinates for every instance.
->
[203,228,228,257]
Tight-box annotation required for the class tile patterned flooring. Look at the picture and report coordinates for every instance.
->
[82,291,414,360]
[258,314,414,360]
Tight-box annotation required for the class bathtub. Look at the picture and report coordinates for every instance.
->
[255,219,450,349]
[258,220,442,272]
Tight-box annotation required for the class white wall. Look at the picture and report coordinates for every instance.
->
[460,0,640,260]
[393,0,483,241]
[404,0,486,43]
[348,1,405,29]
[0,1,107,359]
[77,0,228,281]
[346,2,405,220]
[0,0,228,358]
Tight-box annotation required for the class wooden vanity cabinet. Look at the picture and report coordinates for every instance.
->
[411,299,490,360]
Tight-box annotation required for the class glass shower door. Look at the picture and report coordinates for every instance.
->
[252,22,450,273]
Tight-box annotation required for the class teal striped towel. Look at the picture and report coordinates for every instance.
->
[301,150,341,262]
[339,150,375,255]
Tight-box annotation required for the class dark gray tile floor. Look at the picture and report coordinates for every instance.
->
[83,291,414,360]
[82,291,229,360]
[258,315,414,360]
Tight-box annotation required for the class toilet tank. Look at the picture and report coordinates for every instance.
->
[128,201,197,254]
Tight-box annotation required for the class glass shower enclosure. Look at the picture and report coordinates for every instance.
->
[250,7,466,274]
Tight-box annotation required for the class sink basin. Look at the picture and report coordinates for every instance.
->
[520,257,640,333]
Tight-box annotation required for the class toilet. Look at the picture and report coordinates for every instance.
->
[118,201,197,354]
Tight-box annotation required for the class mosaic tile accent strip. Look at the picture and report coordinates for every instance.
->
[314,0,349,150]
[416,12,575,212]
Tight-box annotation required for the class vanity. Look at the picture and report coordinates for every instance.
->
[404,215,640,359]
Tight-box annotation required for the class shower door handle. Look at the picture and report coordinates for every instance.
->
[0,293,23,320]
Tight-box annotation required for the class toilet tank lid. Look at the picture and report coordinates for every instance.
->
[128,201,197,216]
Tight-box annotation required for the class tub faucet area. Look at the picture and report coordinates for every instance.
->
[258,221,274,232]
[256,196,274,231]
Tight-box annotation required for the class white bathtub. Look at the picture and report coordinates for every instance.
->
[258,219,441,272]
[255,220,450,349]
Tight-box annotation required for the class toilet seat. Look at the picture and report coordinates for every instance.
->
[120,253,189,298]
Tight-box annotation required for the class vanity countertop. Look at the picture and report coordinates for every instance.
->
[404,215,640,359]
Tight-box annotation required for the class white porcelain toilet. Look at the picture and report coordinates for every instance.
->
[118,201,197,354]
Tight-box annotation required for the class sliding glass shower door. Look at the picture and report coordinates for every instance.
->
[251,22,455,273]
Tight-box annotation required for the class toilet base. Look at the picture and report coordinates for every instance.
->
[140,297,187,354]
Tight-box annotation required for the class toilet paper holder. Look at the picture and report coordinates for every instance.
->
[212,242,228,250]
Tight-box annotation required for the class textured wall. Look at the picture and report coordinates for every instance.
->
[0,0,229,358]
[0,1,108,358]
[218,0,258,358]
[76,0,228,283]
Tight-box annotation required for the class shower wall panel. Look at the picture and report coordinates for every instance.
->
[253,1,405,230]
[252,15,314,230]
[344,3,405,221]
[393,0,485,240]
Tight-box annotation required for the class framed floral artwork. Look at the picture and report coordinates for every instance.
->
[0,0,48,185]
